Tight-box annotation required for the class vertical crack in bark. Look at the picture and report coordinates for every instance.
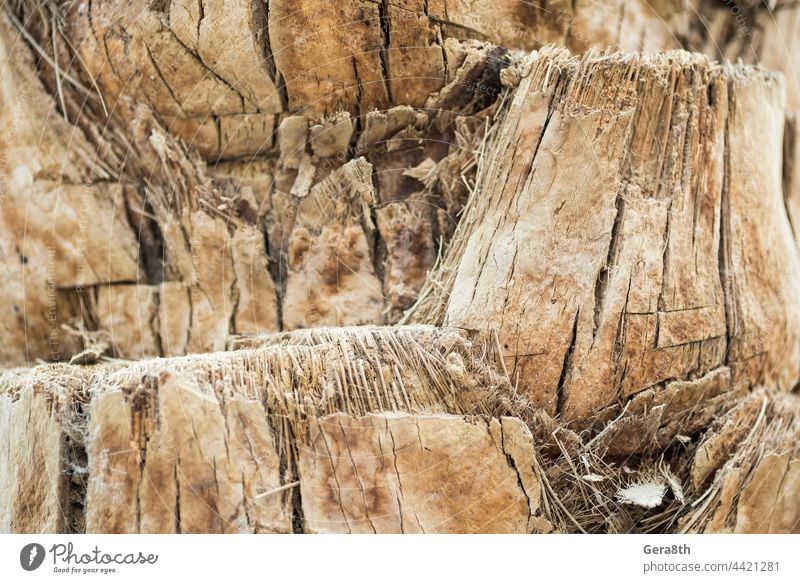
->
[174,457,182,533]
[368,163,388,323]
[196,0,204,47]
[151,286,164,357]
[592,192,625,343]
[240,471,253,532]
[317,422,351,533]
[180,276,193,351]
[272,201,295,334]
[134,415,147,534]
[122,186,167,285]
[612,276,632,388]
[337,418,377,533]
[62,397,89,534]
[228,242,239,335]
[255,0,289,110]
[378,0,394,104]
[385,416,406,531]
[556,310,580,417]
[212,114,221,160]
[260,220,283,331]
[783,114,798,242]
[656,199,674,315]
[351,57,364,123]
[531,75,563,165]
[264,409,303,532]
[290,467,304,532]
[719,80,734,357]
[498,421,532,520]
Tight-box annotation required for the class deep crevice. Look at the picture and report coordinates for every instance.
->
[369,164,388,323]
[592,193,625,342]
[62,396,89,534]
[255,0,289,111]
[260,219,283,331]
[122,185,167,285]
[377,0,395,104]
[782,114,799,242]
[556,310,580,417]
[499,422,532,519]
[718,80,734,359]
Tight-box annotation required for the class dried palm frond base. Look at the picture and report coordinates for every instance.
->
[1,2,799,536]
[1,326,797,533]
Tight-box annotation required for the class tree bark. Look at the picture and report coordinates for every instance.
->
[0,1,799,533]
[409,48,800,423]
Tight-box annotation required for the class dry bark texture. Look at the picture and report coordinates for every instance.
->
[0,0,703,366]
[409,48,800,426]
[2,1,799,366]
[1,326,797,533]
[2,327,540,534]
[687,0,800,110]
[0,366,92,533]
[1,1,800,534]
[0,7,517,363]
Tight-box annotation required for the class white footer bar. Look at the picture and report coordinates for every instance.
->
[1,534,797,582]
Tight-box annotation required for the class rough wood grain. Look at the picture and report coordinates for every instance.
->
[0,10,512,364]
[0,367,91,533]
[86,370,291,534]
[1,1,799,535]
[299,413,543,534]
[1,332,797,533]
[410,49,800,426]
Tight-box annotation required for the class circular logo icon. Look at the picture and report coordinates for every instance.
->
[19,543,46,571]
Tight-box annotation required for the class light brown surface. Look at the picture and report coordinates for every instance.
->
[87,371,291,534]
[0,367,91,534]
[299,413,541,533]
[0,11,511,364]
[411,49,800,425]
[1,1,799,535]
[0,329,797,533]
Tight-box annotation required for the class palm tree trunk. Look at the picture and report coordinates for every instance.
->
[0,0,798,533]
